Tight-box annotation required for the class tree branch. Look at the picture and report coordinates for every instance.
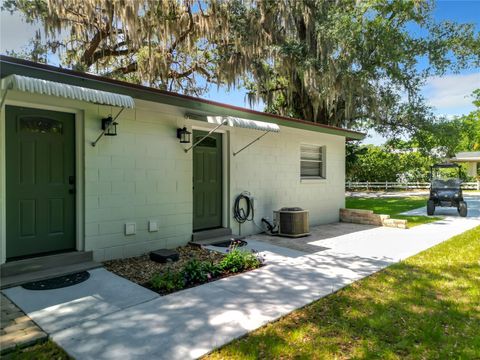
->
[168,4,194,54]
[91,47,131,64]
[81,25,110,66]
[107,62,138,76]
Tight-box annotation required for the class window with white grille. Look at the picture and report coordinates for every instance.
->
[300,144,325,179]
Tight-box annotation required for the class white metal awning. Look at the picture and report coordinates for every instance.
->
[1,74,135,108]
[183,114,280,155]
[206,115,280,133]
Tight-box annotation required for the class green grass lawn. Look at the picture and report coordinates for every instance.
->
[346,196,442,227]
[2,340,71,360]
[205,225,480,360]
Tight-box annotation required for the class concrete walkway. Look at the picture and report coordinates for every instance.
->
[3,196,479,359]
[402,195,480,218]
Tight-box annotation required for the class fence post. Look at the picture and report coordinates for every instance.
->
[477,180,480,191]
[366,181,369,191]
[385,181,388,190]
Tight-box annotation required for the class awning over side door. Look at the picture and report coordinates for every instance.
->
[206,115,280,132]
[1,74,135,108]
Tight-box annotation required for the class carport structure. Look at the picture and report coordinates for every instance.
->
[450,151,480,180]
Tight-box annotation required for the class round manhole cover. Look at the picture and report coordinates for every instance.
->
[22,271,90,290]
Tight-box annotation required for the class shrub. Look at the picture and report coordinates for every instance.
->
[150,269,185,293]
[201,261,222,279]
[219,246,262,273]
[183,259,208,285]
[149,246,263,294]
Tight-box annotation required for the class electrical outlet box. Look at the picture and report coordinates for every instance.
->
[125,222,136,236]
[148,220,158,232]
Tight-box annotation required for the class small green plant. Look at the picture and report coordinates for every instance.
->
[183,259,208,285]
[220,245,262,273]
[149,246,263,294]
[150,269,185,293]
[202,261,222,279]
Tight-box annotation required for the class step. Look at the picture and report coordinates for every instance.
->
[1,251,94,277]
[0,261,102,289]
[191,228,232,242]
[190,234,244,247]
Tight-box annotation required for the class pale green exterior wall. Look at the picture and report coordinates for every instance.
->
[0,90,346,263]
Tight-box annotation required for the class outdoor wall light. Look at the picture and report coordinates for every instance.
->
[101,116,118,136]
[177,126,191,143]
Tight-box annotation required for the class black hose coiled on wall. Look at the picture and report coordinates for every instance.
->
[233,192,254,224]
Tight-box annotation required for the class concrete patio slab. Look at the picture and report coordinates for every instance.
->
[3,268,158,333]
[246,222,373,254]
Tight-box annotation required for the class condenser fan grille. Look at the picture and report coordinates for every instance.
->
[275,209,310,237]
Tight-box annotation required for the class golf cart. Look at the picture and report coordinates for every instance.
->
[427,163,467,217]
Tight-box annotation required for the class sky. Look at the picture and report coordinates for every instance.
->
[1,0,479,145]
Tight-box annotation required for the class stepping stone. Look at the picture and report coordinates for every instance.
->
[150,249,180,263]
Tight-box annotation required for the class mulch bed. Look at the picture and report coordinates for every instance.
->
[103,244,225,289]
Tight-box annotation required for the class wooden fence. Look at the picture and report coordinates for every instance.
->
[346,181,480,190]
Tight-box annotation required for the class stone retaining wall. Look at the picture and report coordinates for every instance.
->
[340,208,408,229]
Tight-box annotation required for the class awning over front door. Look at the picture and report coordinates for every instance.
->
[206,115,280,133]
[185,113,280,156]
[1,74,135,108]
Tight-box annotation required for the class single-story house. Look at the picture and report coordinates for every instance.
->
[0,55,364,267]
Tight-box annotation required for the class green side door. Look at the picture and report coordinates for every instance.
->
[192,130,223,231]
[6,106,76,260]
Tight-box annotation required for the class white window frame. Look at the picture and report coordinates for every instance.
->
[300,144,326,180]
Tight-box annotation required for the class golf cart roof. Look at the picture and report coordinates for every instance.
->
[432,163,460,168]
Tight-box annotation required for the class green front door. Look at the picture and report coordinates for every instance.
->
[6,106,76,260]
[192,130,223,231]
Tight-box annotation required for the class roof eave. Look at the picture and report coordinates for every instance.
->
[0,55,366,140]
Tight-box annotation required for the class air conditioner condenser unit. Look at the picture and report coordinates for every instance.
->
[274,207,310,237]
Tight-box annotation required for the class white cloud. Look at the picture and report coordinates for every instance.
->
[423,72,480,114]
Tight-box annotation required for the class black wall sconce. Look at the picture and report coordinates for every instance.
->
[177,126,191,143]
[102,116,118,136]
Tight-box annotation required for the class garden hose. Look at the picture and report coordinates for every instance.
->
[233,192,254,224]
[233,192,267,235]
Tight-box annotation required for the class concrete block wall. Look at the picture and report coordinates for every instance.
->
[229,126,346,236]
[340,208,407,229]
[83,101,194,261]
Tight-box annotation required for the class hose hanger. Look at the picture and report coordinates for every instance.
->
[233,192,255,224]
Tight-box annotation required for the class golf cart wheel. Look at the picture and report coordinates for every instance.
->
[427,200,435,216]
[458,201,468,217]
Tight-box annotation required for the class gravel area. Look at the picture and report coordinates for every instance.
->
[103,245,225,287]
